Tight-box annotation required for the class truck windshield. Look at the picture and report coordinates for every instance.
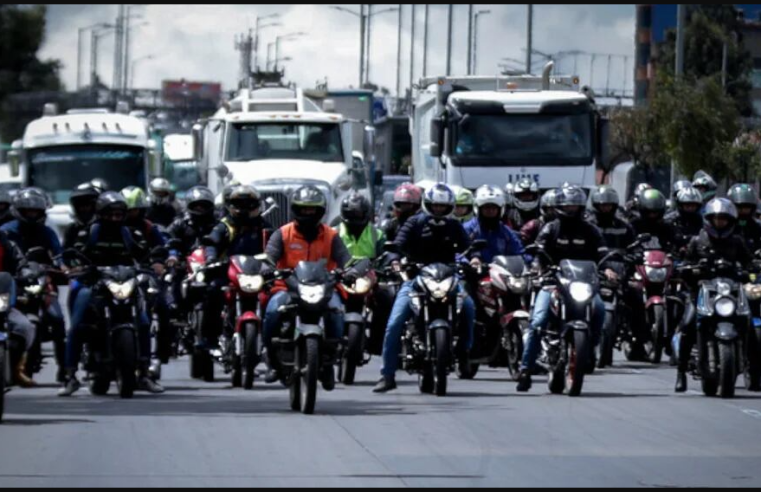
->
[28,145,146,205]
[226,123,344,163]
[452,113,593,166]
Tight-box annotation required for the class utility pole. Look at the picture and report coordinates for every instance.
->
[366,5,373,84]
[113,5,125,92]
[673,4,686,185]
[410,4,416,93]
[526,4,533,74]
[396,4,403,100]
[423,4,430,77]
[446,4,454,75]
[467,5,474,75]
[359,4,367,86]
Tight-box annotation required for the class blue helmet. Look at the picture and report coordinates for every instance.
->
[423,183,455,219]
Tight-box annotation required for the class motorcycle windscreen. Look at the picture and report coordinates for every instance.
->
[231,255,264,274]
[558,260,599,287]
[420,263,456,282]
[294,260,331,285]
[492,255,526,277]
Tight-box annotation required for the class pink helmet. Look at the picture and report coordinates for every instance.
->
[393,183,423,207]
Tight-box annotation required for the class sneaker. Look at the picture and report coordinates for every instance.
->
[372,376,397,393]
[516,371,532,392]
[138,376,165,394]
[58,377,81,397]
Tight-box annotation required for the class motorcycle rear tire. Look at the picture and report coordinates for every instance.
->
[434,329,451,397]
[114,330,137,399]
[300,337,320,415]
[243,322,259,390]
[341,322,363,386]
[719,341,737,399]
[567,330,590,397]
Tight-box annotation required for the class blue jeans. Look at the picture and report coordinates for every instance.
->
[65,286,151,371]
[520,289,605,371]
[263,291,345,350]
[380,281,476,378]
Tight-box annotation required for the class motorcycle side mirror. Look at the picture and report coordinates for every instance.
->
[383,242,399,254]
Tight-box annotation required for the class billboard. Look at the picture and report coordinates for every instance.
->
[162,80,222,106]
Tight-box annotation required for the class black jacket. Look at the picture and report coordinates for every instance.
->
[735,218,761,255]
[393,212,471,265]
[79,223,146,267]
[631,217,677,253]
[664,211,703,254]
[206,216,271,263]
[589,214,636,252]
[167,214,216,256]
[146,203,178,228]
[0,231,25,275]
[535,218,606,264]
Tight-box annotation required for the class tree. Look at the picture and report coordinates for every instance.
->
[609,106,667,170]
[657,6,753,116]
[0,5,63,140]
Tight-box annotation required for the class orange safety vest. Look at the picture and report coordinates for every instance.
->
[276,223,338,271]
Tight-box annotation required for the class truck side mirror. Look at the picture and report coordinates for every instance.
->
[363,126,376,164]
[192,123,205,161]
[597,116,610,171]
[429,117,443,158]
[147,140,163,177]
[352,151,364,169]
[8,140,22,178]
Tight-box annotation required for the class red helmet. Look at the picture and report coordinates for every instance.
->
[393,183,422,207]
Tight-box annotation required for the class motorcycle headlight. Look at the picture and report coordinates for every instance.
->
[238,274,264,293]
[715,297,736,318]
[106,279,136,301]
[645,266,668,283]
[299,284,326,304]
[195,271,206,284]
[25,285,43,295]
[423,277,454,300]
[508,277,528,294]
[569,282,594,303]
[0,294,10,313]
[744,284,761,301]
[348,276,372,296]
[190,261,203,275]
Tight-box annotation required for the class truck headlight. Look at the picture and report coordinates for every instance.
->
[299,284,326,304]
[238,274,264,293]
[715,297,736,318]
[107,279,136,301]
[0,294,9,313]
[569,282,593,303]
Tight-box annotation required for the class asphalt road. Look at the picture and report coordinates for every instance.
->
[1,350,761,488]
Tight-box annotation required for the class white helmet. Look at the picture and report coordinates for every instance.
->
[474,185,506,217]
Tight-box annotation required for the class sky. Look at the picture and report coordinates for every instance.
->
[40,4,636,96]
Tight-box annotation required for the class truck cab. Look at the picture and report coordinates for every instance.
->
[413,63,607,191]
[195,86,371,228]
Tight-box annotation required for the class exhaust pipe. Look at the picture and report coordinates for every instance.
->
[542,61,555,90]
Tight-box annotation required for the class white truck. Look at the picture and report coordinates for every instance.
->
[162,133,199,201]
[8,103,161,237]
[194,86,376,228]
[411,63,608,191]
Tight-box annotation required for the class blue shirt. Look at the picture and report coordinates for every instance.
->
[461,217,525,264]
[1,220,63,267]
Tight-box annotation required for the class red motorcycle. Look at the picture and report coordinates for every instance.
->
[628,243,674,364]
[224,255,271,389]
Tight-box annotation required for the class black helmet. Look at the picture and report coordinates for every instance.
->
[638,188,667,220]
[226,185,262,222]
[221,180,242,209]
[186,186,215,221]
[704,198,738,239]
[70,183,100,224]
[0,190,12,222]
[291,185,327,228]
[13,187,48,225]
[555,186,586,220]
[591,185,620,214]
[728,183,757,206]
[341,192,371,228]
[96,191,128,224]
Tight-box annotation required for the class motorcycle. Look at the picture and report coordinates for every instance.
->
[597,257,626,369]
[225,254,270,389]
[15,247,66,381]
[530,246,600,397]
[0,272,14,422]
[64,249,148,399]
[269,261,342,415]
[468,255,532,381]
[337,258,377,385]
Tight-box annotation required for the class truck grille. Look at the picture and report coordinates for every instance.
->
[260,191,290,229]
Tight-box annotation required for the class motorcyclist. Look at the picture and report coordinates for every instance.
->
[630,188,677,252]
[520,189,559,246]
[505,178,540,231]
[516,185,610,392]
[692,171,718,205]
[669,179,693,211]
[664,187,704,254]
[727,183,761,254]
[64,183,101,250]
[589,185,636,252]
[336,192,385,260]
[463,185,525,265]
[59,192,164,396]
[373,183,477,393]
[262,185,351,388]
[674,198,752,393]
[380,183,422,242]
[452,187,475,224]
[146,177,179,227]
[167,186,218,256]
[1,187,67,383]
[0,190,14,228]
[624,182,653,221]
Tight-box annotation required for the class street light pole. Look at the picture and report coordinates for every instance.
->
[396,4,403,100]
[473,10,491,75]
[446,4,454,75]
[130,54,154,89]
[526,4,534,74]
[423,4,430,77]
[274,32,307,72]
[467,5,474,75]
[254,13,280,72]
[359,4,366,86]
[410,4,416,93]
